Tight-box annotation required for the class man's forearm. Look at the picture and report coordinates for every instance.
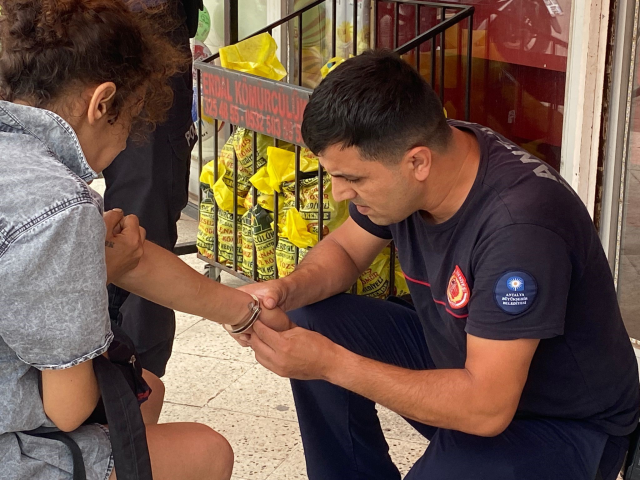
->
[280,236,363,311]
[324,346,514,437]
[114,241,250,325]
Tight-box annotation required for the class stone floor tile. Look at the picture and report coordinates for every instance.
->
[387,438,429,477]
[266,445,307,480]
[208,364,297,422]
[267,437,429,479]
[194,408,301,479]
[158,402,203,423]
[175,312,203,336]
[180,252,207,272]
[163,352,252,407]
[177,214,199,243]
[173,320,258,363]
[378,405,430,445]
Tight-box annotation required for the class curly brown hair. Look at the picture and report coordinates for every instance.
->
[0,0,190,135]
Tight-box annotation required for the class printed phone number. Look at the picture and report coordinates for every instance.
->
[204,98,301,142]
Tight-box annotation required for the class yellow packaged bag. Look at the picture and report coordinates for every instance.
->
[219,33,287,81]
[241,210,254,278]
[284,172,348,238]
[217,209,243,268]
[276,237,309,278]
[197,161,216,259]
[250,146,319,196]
[357,248,411,299]
[394,254,411,297]
[243,187,283,213]
[213,128,274,212]
[252,205,277,280]
[275,208,314,278]
[320,56,350,78]
[357,251,391,298]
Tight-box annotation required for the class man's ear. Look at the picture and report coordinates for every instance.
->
[87,82,117,125]
[405,146,432,182]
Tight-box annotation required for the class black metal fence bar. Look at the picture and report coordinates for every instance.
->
[232,131,239,271]
[294,145,301,265]
[353,0,358,57]
[414,5,420,71]
[213,120,220,263]
[252,131,259,281]
[273,138,280,279]
[197,69,203,210]
[332,0,337,57]
[465,15,473,121]
[439,8,445,102]
[431,36,436,86]
[298,15,304,86]
[317,163,324,243]
[394,6,474,55]
[393,2,399,49]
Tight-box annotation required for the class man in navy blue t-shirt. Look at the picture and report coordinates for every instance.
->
[237,51,640,479]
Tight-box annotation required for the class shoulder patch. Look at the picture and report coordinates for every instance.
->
[494,271,537,315]
[447,266,470,309]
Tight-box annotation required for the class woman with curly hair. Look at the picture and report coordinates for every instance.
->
[0,1,292,479]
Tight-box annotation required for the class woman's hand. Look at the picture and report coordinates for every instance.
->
[104,209,146,285]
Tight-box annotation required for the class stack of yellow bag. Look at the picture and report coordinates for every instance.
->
[197,35,411,298]
[357,247,410,299]
[197,33,288,267]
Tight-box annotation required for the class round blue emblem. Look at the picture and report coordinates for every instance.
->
[494,271,537,315]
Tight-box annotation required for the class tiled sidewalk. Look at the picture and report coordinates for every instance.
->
[161,253,429,480]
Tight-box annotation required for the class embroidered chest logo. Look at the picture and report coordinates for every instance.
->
[447,266,470,309]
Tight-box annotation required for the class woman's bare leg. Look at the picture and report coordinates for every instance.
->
[140,369,164,425]
[108,422,233,480]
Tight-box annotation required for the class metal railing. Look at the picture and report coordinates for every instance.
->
[195,1,474,293]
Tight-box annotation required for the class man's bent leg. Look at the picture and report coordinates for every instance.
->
[406,417,610,480]
[289,294,436,480]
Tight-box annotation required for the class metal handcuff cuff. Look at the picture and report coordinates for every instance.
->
[223,294,262,335]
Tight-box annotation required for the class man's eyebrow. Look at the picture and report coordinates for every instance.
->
[330,172,360,180]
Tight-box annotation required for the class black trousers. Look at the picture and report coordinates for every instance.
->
[103,4,195,376]
[289,294,628,480]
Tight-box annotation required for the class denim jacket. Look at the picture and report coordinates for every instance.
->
[0,101,113,479]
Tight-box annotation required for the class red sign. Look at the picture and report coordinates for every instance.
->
[198,65,312,146]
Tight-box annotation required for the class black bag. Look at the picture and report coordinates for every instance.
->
[27,323,153,480]
[84,322,152,425]
[183,0,204,38]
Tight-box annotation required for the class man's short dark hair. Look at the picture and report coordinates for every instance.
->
[301,50,452,161]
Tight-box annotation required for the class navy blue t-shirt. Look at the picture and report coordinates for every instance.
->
[350,120,640,436]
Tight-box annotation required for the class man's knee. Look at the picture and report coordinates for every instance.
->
[289,294,353,333]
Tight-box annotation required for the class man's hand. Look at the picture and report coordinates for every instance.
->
[246,320,340,380]
[232,304,294,347]
[104,210,146,285]
[238,280,289,311]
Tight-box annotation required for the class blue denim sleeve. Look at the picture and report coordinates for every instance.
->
[0,203,113,370]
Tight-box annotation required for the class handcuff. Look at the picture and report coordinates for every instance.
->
[223,294,262,335]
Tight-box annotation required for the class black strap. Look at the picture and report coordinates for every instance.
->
[93,355,153,480]
[25,428,87,480]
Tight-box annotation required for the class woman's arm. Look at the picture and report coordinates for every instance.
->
[41,360,101,432]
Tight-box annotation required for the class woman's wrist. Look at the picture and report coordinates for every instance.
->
[225,290,260,328]
[224,294,261,334]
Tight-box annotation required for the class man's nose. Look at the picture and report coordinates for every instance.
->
[331,178,356,202]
